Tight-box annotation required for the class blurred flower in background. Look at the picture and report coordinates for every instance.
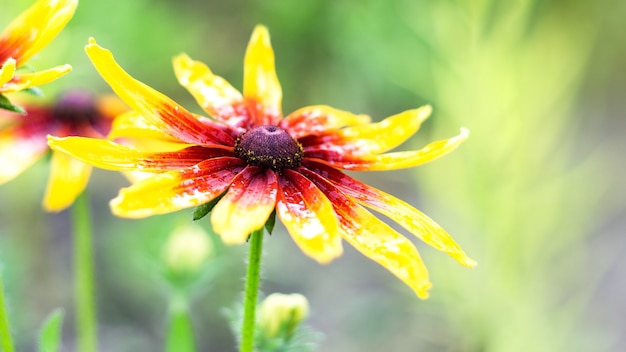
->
[0,91,126,211]
[0,0,77,110]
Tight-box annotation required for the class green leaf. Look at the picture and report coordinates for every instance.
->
[39,308,64,352]
[165,305,196,352]
[192,192,225,221]
[0,95,25,114]
[264,209,277,234]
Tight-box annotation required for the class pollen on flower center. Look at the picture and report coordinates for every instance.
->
[234,125,303,171]
[52,91,99,126]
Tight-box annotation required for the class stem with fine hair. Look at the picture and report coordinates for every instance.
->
[0,272,15,352]
[239,228,264,352]
[72,191,97,352]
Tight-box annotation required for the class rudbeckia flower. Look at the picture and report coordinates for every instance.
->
[0,91,126,211]
[0,0,77,98]
[48,26,475,298]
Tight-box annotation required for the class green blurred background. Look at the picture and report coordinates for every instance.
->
[1,0,625,351]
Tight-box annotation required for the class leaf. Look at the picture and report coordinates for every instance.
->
[39,308,64,352]
[264,209,277,234]
[23,87,44,97]
[0,95,25,114]
[192,192,226,221]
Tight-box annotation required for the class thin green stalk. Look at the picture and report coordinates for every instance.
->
[239,228,264,352]
[72,191,97,352]
[0,273,16,352]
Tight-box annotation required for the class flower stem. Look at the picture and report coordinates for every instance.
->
[239,228,264,352]
[72,191,97,352]
[0,273,15,352]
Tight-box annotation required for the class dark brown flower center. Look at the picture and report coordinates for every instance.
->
[234,125,303,171]
[52,91,99,126]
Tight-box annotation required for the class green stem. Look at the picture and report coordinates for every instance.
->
[0,273,15,352]
[72,191,97,352]
[239,228,264,352]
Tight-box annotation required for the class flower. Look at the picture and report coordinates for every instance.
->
[258,293,309,339]
[48,26,475,298]
[0,0,77,97]
[0,91,127,211]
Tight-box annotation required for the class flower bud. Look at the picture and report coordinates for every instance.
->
[258,293,309,339]
[163,223,213,276]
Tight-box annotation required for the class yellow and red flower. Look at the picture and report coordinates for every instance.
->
[0,91,126,211]
[48,26,475,298]
[0,0,77,96]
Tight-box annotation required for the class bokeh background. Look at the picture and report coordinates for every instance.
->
[1,0,625,351]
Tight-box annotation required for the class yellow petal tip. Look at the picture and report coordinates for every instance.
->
[417,105,432,122]
[415,282,432,300]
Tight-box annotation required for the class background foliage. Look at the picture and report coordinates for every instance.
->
[1,0,625,351]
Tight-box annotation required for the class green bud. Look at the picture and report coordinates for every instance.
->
[258,293,309,339]
[163,223,213,276]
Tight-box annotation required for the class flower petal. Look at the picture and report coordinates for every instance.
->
[243,25,282,125]
[85,38,234,147]
[173,53,250,129]
[300,106,431,154]
[302,160,476,267]
[301,168,431,298]
[48,136,234,172]
[211,167,277,244]
[1,64,71,93]
[0,0,78,65]
[305,127,469,170]
[0,59,16,87]
[280,105,371,139]
[43,150,92,212]
[107,110,185,143]
[110,157,244,218]
[0,123,48,184]
[276,169,342,264]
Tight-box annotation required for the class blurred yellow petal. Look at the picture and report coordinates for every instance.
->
[335,105,431,155]
[281,105,371,139]
[302,160,476,267]
[277,170,342,264]
[85,38,234,146]
[302,168,431,298]
[211,167,277,244]
[111,157,244,218]
[48,136,229,172]
[0,128,48,184]
[0,0,78,65]
[243,25,282,124]
[173,53,248,127]
[43,150,92,212]
[306,127,469,170]
[0,58,16,86]
[0,64,71,93]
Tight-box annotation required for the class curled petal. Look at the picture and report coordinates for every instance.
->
[0,0,78,65]
[303,160,476,267]
[301,168,431,298]
[0,64,71,94]
[85,38,234,147]
[111,157,244,218]
[280,105,371,139]
[211,167,278,244]
[276,170,342,264]
[243,25,282,125]
[0,124,48,184]
[173,53,250,128]
[305,127,469,170]
[43,150,92,212]
[300,106,431,154]
[48,136,234,172]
